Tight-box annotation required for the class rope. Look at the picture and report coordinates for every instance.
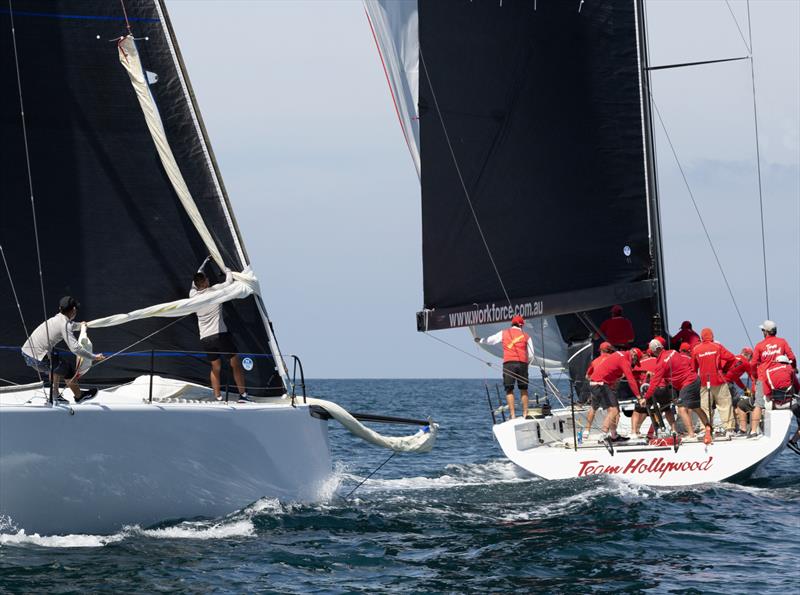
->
[419,48,511,307]
[345,451,396,499]
[745,0,770,319]
[118,0,132,34]
[8,0,52,399]
[650,96,753,347]
[89,314,192,370]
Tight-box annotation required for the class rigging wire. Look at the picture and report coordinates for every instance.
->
[649,96,754,347]
[0,242,43,387]
[723,0,751,54]
[745,0,770,319]
[8,0,53,398]
[89,314,193,369]
[418,48,512,307]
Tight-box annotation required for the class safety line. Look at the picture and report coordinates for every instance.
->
[650,96,754,347]
[419,48,512,307]
[745,0,770,319]
[0,8,158,22]
[89,314,193,370]
[8,0,52,398]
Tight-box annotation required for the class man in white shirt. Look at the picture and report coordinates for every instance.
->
[21,296,105,403]
[191,269,249,402]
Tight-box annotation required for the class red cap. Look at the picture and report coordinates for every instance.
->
[679,342,691,352]
[701,327,714,342]
[741,347,753,358]
[511,315,525,326]
[599,342,613,353]
[681,320,692,330]
[611,304,623,316]
[630,347,643,360]
[654,335,667,347]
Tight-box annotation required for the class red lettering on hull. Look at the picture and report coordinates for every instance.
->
[578,456,714,479]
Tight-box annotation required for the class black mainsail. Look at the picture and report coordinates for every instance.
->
[0,0,285,395]
[367,0,667,358]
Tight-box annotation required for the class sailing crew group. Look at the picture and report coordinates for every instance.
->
[479,313,799,446]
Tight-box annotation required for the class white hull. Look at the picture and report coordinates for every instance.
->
[493,405,794,487]
[0,385,332,535]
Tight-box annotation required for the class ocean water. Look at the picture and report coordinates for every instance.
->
[1,379,798,594]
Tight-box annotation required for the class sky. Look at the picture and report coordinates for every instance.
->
[164,0,799,378]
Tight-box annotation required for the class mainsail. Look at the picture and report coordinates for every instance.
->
[367,0,667,369]
[0,0,285,395]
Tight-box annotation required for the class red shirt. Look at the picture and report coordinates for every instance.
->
[634,355,661,388]
[752,336,797,381]
[671,328,701,349]
[691,340,736,386]
[762,363,800,396]
[587,351,640,397]
[597,316,635,347]
[502,327,531,363]
[723,355,754,390]
[646,350,697,398]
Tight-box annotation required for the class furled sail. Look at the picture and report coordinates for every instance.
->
[368,0,666,367]
[0,1,285,395]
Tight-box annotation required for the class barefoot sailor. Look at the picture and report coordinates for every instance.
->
[20,296,106,403]
[476,315,534,419]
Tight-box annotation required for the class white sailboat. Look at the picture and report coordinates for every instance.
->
[365,0,797,485]
[0,0,436,535]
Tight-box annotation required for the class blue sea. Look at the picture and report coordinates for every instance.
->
[1,379,798,593]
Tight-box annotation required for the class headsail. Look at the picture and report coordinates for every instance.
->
[0,0,285,395]
[368,0,667,367]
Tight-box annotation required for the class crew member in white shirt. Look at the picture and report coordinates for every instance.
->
[20,296,105,403]
[191,269,249,402]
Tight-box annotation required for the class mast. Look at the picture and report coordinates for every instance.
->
[635,0,669,337]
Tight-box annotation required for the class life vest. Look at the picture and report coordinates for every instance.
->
[502,327,530,363]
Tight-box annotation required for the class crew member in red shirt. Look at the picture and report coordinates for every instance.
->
[596,305,635,350]
[646,340,712,443]
[751,320,796,437]
[476,315,534,419]
[691,328,736,433]
[671,321,700,349]
[585,342,639,442]
[631,348,677,436]
[679,342,691,355]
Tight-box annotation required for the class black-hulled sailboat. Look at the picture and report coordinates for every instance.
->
[365,0,794,485]
[1,0,435,535]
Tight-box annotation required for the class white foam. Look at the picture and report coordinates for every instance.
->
[132,520,254,540]
[0,530,124,548]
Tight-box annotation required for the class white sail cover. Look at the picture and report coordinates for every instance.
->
[364,0,420,177]
[117,35,226,271]
[87,268,258,329]
[470,317,569,371]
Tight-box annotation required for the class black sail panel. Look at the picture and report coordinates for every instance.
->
[418,0,655,331]
[0,1,283,395]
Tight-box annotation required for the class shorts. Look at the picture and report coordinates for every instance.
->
[634,386,674,414]
[676,378,701,409]
[728,382,741,402]
[503,361,528,392]
[590,384,619,410]
[754,381,766,409]
[200,332,238,362]
[22,352,74,378]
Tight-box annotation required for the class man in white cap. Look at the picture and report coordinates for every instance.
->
[751,320,796,437]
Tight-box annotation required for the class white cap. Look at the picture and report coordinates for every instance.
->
[759,320,777,332]
[776,354,791,364]
[648,339,663,352]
